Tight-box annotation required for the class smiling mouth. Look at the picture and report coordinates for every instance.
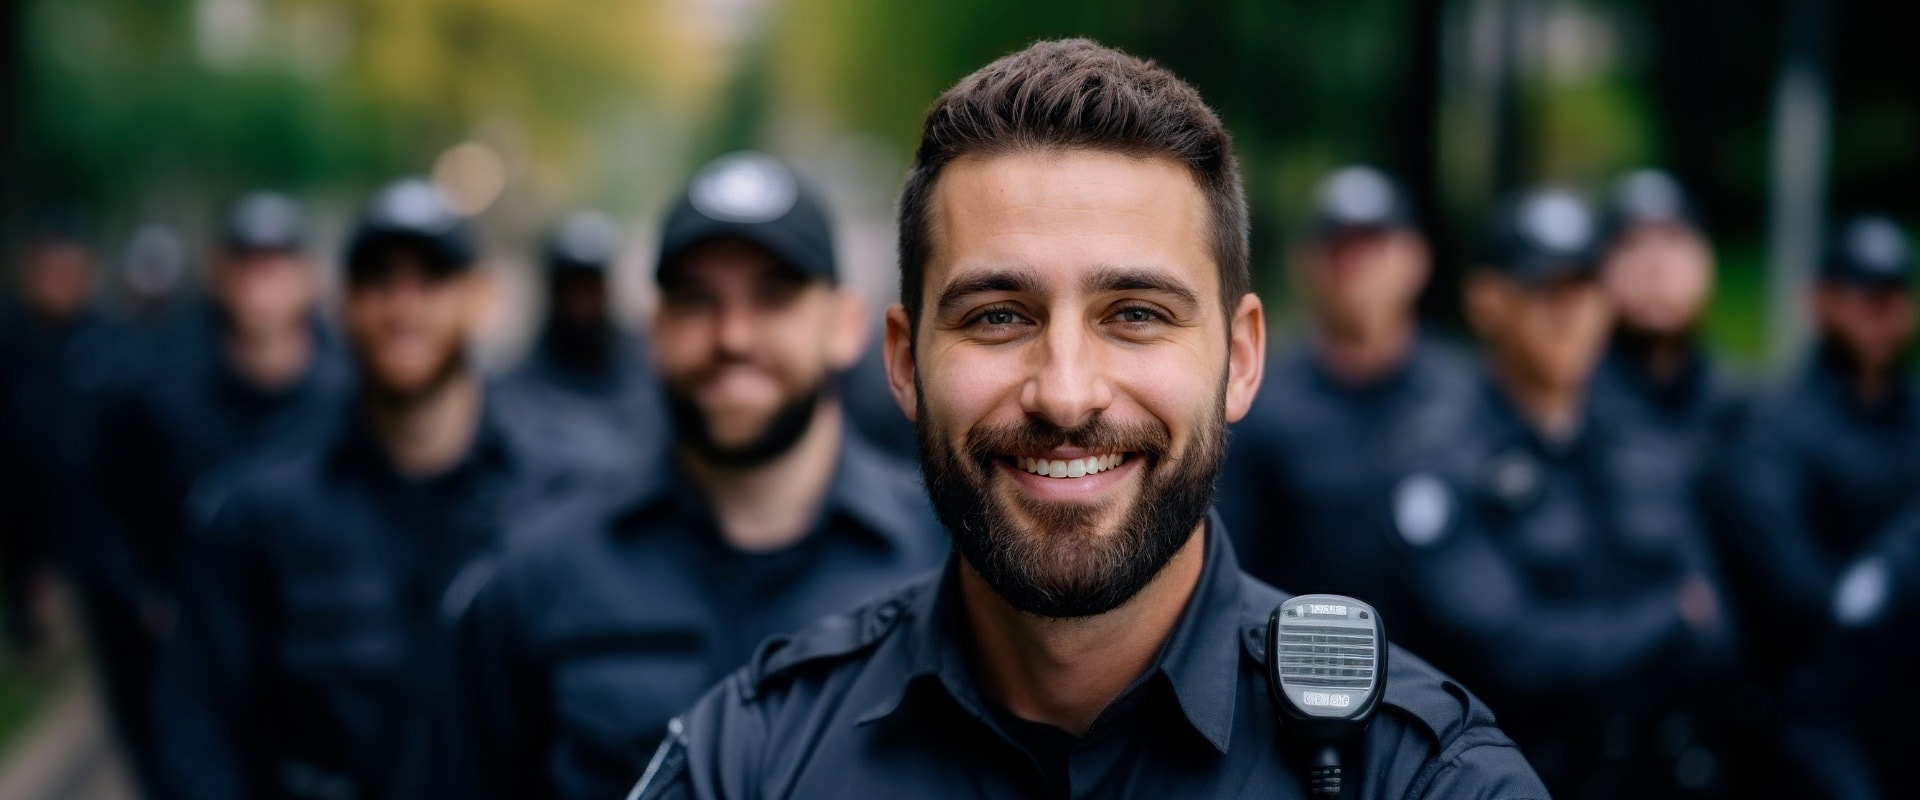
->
[1012,453,1130,479]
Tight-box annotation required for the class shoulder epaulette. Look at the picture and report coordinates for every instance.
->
[744,582,923,696]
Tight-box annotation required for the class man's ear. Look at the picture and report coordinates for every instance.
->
[826,289,870,372]
[882,304,918,423]
[1223,293,1265,425]
[462,268,502,336]
[1463,272,1503,340]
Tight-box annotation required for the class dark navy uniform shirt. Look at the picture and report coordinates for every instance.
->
[1720,348,1920,638]
[150,394,616,800]
[95,306,350,604]
[1588,341,1746,481]
[1388,374,1735,798]
[418,430,945,800]
[1216,335,1475,616]
[631,513,1547,800]
[1396,376,1733,717]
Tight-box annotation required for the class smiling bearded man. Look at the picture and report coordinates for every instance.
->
[629,38,1548,800]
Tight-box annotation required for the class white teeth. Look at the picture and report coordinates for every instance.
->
[1016,453,1128,479]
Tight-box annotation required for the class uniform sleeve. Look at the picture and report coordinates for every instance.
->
[83,389,169,612]
[1715,421,1837,623]
[1406,519,1694,694]
[149,495,265,800]
[408,566,552,800]
[627,672,770,800]
[1409,733,1552,800]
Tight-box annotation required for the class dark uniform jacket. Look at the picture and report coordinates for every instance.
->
[418,431,945,800]
[1588,340,1746,480]
[1395,377,1733,720]
[631,513,1547,800]
[1216,335,1475,618]
[150,395,617,800]
[95,306,350,608]
[1720,349,1920,640]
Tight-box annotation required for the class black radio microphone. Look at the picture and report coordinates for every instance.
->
[1267,594,1387,800]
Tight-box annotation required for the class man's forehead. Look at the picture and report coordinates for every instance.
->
[926,150,1214,296]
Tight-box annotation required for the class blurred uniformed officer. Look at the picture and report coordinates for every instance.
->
[150,179,611,800]
[0,217,126,653]
[1395,189,1734,798]
[630,40,1545,800]
[499,209,664,451]
[87,192,348,794]
[413,152,946,800]
[1216,165,1474,617]
[1722,213,1920,799]
[1590,170,1745,473]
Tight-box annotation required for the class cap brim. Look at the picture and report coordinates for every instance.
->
[657,218,832,285]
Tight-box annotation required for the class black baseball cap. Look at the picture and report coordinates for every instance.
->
[656,152,835,285]
[1822,214,1913,289]
[222,191,307,254]
[545,210,621,275]
[344,178,477,282]
[1479,188,1601,285]
[1311,165,1415,237]
[1600,169,1699,245]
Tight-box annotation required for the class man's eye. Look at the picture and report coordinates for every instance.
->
[982,310,1020,326]
[1115,307,1162,324]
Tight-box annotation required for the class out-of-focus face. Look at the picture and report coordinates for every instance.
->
[550,271,609,334]
[341,253,483,399]
[1300,229,1428,334]
[215,250,316,337]
[1601,223,1714,335]
[885,149,1263,618]
[652,240,863,464]
[1468,272,1614,394]
[1817,284,1916,374]
[20,242,97,321]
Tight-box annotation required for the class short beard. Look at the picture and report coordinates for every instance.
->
[666,381,825,470]
[361,345,468,411]
[918,382,1227,619]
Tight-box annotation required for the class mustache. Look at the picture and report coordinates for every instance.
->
[963,416,1172,465]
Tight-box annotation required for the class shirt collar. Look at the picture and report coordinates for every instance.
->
[861,510,1245,755]
[327,384,518,483]
[612,422,925,555]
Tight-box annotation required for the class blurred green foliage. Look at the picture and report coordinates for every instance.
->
[7,0,1917,362]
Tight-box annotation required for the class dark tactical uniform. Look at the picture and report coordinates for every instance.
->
[418,433,943,800]
[1395,376,1735,796]
[1392,189,1734,798]
[1720,213,1920,799]
[1829,500,1920,800]
[150,398,614,800]
[1216,166,1475,616]
[96,304,349,609]
[0,304,131,645]
[629,516,1547,800]
[1587,344,1744,477]
[1218,335,1475,616]
[1588,170,1747,481]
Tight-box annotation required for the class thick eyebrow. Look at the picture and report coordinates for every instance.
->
[1085,266,1202,314]
[935,268,1045,317]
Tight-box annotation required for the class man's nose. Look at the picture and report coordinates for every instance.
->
[713,300,757,356]
[1020,318,1114,429]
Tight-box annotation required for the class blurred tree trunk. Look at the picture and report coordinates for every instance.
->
[2,0,23,256]
[1402,0,1458,325]
[1765,0,1829,366]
